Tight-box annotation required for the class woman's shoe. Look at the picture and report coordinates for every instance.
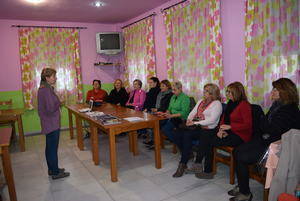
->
[195,172,214,179]
[48,168,65,176]
[228,185,240,196]
[185,163,202,174]
[172,163,187,178]
[229,193,253,201]
[52,171,70,180]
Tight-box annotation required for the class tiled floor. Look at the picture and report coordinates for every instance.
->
[1,131,264,201]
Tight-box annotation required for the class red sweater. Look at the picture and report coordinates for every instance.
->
[86,89,108,102]
[220,100,252,142]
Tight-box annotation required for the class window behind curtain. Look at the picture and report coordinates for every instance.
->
[18,27,83,109]
[122,17,156,90]
[163,0,224,100]
[245,0,299,108]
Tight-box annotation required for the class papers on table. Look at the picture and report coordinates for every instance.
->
[85,111,104,117]
[79,108,91,113]
[123,117,144,122]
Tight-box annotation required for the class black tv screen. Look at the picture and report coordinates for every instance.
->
[100,34,120,50]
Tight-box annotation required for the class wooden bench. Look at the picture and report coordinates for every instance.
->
[0,127,17,201]
[213,146,269,201]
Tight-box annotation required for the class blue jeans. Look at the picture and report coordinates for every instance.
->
[45,129,60,174]
[161,119,176,143]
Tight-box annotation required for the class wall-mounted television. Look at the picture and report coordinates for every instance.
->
[96,32,123,55]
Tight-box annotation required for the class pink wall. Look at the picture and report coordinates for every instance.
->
[0,19,120,91]
[120,0,246,85]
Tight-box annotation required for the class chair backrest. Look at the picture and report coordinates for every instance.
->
[189,97,196,112]
[0,99,12,106]
[251,104,265,139]
[0,99,12,109]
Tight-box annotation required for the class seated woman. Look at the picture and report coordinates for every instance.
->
[172,83,223,177]
[86,79,108,104]
[143,77,161,112]
[153,79,173,113]
[229,78,300,201]
[126,79,146,111]
[195,82,252,179]
[158,81,190,143]
[144,80,173,148]
[106,79,129,106]
[84,79,108,138]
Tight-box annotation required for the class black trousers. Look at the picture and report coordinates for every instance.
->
[173,127,217,165]
[197,132,244,173]
[233,138,268,194]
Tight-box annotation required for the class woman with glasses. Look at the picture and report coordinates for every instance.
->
[229,78,300,201]
[172,83,223,177]
[194,82,252,180]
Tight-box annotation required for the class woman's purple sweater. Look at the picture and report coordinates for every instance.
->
[38,87,61,134]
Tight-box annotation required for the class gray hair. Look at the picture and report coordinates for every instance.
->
[172,81,182,90]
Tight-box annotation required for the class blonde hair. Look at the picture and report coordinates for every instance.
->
[204,83,221,101]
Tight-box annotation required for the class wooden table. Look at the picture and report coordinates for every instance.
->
[0,127,17,201]
[66,103,163,182]
[0,108,25,152]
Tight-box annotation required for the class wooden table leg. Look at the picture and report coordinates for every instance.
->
[130,131,138,156]
[16,115,25,152]
[153,120,162,169]
[90,125,99,165]
[128,133,133,152]
[108,131,118,182]
[1,146,17,201]
[75,115,84,150]
[68,109,74,139]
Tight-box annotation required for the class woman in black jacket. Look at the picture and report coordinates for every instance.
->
[152,79,173,112]
[229,78,300,201]
[106,79,129,106]
[143,77,161,111]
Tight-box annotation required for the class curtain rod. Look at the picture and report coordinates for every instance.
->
[11,25,87,29]
[162,0,188,12]
[121,13,156,29]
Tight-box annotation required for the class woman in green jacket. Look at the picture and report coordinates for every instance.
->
[157,81,190,143]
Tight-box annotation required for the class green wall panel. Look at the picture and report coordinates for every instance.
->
[0,83,113,135]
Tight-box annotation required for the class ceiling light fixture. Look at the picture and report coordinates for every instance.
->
[94,1,105,7]
[26,0,43,3]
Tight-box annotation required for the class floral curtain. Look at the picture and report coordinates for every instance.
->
[245,0,299,108]
[163,0,224,100]
[19,27,83,109]
[122,17,156,90]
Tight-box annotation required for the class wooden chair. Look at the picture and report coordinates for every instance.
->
[213,146,235,184]
[0,99,16,140]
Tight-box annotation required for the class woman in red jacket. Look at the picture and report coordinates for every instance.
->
[195,82,252,179]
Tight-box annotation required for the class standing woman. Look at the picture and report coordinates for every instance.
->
[38,68,70,179]
[126,79,146,110]
[195,82,252,179]
[229,78,300,201]
[143,77,161,111]
[106,79,129,106]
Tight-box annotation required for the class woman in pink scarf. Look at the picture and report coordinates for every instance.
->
[172,83,223,178]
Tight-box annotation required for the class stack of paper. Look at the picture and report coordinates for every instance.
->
[123,117,144,122]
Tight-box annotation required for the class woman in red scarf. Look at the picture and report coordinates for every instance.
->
[173,83,223,177]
